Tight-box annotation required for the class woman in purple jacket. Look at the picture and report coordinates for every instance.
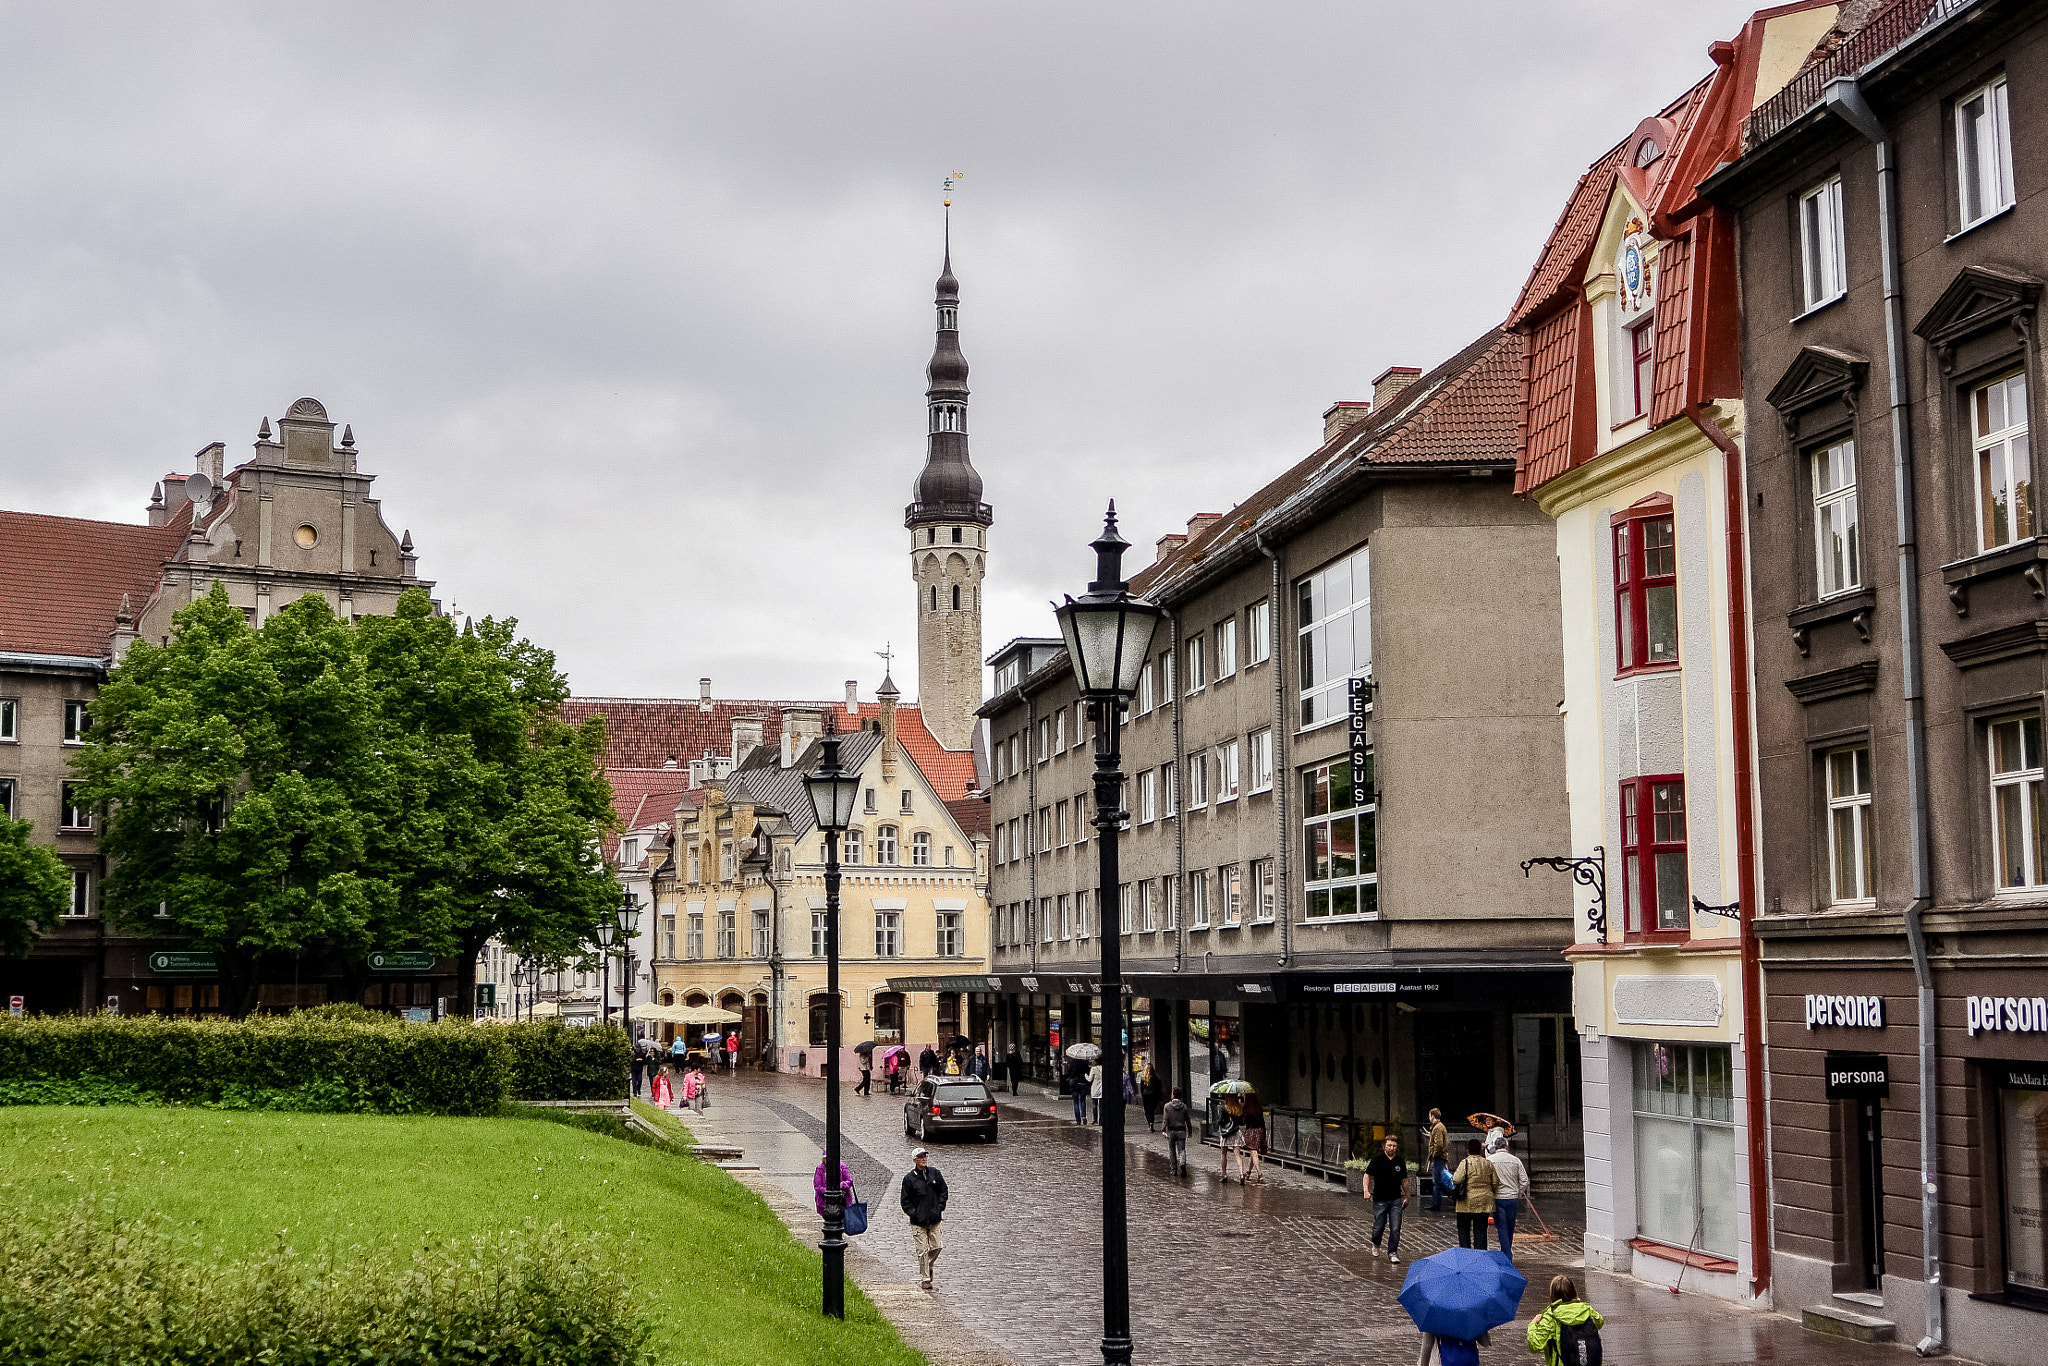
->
[813,1150,853,1216]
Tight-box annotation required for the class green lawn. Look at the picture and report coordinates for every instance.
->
[0,1104,923,1366]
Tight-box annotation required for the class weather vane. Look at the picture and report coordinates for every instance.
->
[876,642,894,675]
[942,172,964,207]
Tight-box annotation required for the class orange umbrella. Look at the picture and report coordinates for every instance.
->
[1466,1112,1516,1136]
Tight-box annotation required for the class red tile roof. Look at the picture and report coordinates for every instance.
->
[857,702,978,800]
[561,697,835,769]
[945,794,992,840]
[0,510,181,659]
[603,767,694,836]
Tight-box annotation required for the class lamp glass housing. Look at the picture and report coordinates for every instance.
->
[1058,598,1161,700]
[804,738,863,832]
[594,916,616,949]
[619,897,642,938]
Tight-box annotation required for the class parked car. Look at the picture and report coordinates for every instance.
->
[903,1077,998,1142]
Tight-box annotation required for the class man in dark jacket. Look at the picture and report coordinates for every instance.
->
[900,1147,949,1290]
[918,1044,940,1078]
[1161,1086,1192,1177]
[1066,1055,1090,1124]
[1004,1046,1023,1096]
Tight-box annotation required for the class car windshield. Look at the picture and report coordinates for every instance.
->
[934,1084,991,1103]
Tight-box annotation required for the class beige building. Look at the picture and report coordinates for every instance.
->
[645,681,990,1072]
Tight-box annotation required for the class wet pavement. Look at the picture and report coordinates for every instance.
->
[677,1069,1947,1366]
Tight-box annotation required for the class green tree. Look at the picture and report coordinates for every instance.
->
[0,817,72,957]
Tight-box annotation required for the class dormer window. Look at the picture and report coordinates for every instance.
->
[1634,136,1663,168]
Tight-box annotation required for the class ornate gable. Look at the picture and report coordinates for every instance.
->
[1765,345,1869,424]
[1913,265,2041,361]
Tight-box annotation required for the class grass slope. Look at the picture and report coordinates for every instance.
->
[0,1106,922,1366]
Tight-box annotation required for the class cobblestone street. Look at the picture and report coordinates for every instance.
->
[678,1070,1939,1366]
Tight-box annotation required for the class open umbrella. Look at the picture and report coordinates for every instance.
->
[1064,1042,1101,1061]
[1397,1248,1528,1342]
[879,1045,908,1062]
[853,1040,878,1057]
[1467,1112,1517,1137]
[1209,1079,1255,1095]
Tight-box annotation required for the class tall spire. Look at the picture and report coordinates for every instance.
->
[907,222,986,529]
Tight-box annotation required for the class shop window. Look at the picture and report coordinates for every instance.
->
[1621,775,1689,936]
[1614,507,1679,672]
[938,911,962,957]
[874,994,904,1041]
[1632,1042,1737,1257]
[1971,370,2031,552]
[1957,74,2014,231]
[1990,715,2046,892]
[1297,547,1370,728]
[1827,745,1876,905]
[1998,1073,2048,1302]
[809,998,832,1046]
[1302,757,1378,921]
[1812,439,1861,597]
[1799,175,1847,312]
[874,910,901,957]
[1247,599,1271,665]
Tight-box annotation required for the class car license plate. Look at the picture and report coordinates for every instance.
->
[952,1106,979,1115]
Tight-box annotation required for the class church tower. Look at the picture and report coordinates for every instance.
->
[904,227,991,753]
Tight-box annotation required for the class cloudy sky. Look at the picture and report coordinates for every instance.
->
[0,1,1767,705]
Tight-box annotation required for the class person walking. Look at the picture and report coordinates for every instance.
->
[1426,1108,1451,1212]
[969,1046,991,1082]
[1139,1058,1161,1131]
[918,1043,939,1079]
[944,1052,962,1076]
[1363,1135,1413,1263]
[630,1045,647,1098]
[1525,1275,1604,1366]
[726,1032,739,1073]
[650,1059,675,1110]
[855,1052,873,1097]
[900,1147,949,1291]
[1487,1129,1531,1263]
[1087,1060,1104,1124]
[1004,1046,1022,1096]
[814,1150,852,1218]
[1238,1089,1267,1184]
[1219,1096,1245,1180]
[1451,1138,1499,1250]
[1066,1055,1090,1125]
[1161,1086,1192,1177]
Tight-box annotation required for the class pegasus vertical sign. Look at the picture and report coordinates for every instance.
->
[1348,677,1370,809]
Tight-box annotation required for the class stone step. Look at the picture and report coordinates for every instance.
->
[1833,1291,1885,1311]
[1802,1304,1897,1343]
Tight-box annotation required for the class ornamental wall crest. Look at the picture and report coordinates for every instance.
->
[1615,219,1656,322]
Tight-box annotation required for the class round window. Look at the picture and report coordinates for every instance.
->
[294,525,318,549]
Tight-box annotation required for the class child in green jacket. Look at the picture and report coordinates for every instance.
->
[1526,1275,1604,1366]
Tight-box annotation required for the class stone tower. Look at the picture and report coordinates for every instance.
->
[905,226,991,753]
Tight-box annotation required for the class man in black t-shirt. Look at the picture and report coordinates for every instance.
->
[1363,1135,1414,1263]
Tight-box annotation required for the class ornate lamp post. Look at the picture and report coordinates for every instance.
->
[510,962,525,1022]
[1054,503,1165,1366]
[802,721,862,1320]
[594,911,616,1025]
[618,893,642,1042]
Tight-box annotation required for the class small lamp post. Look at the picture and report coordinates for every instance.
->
[1053,502,1165,1366]
[594,912,616,1025]
[618,893,642,1042]
[803,720,862,1320]
[510,962,525,1022]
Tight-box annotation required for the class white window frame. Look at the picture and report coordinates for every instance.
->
[60,782,91,831]
[1188,750,1209,808]
[901,788,915,814]
[1055,798,1069,847]
[716,906,737,958]
[1188,869,1210,928]
[875,910,902,957]
[62,699,89,746]
[1826,745,1875,906]
[1038,807,1052,853]
[0,777,14,819]
[1059,893,1072,941]
[753,909,772,958]
[1120,883,1135,935]
[1140,879,1157,932]
[1303,757,1379,921]
[1040,897,1055,944]
[1161,762,1178,816]
[1249,729,1274,793]
[1957,75,2014,232]
[1217,618,1237,678]
[66,867,92,918]
[877,825,899,865]
[687,910,704,959]
[1990,715,2045,893]
[1137,771,1156,824]
[1160,650,1174,696]
[662,914,678,959]
[938,910,962,957]
[1297,546,1371,730]
[1799,175,1847,312]
[1220,864,1242,926]
[1186,634,1206,693]
[1077,889,1091,939]
[912,831,932,866]
[844,828,863,864]
[1812,438,1861,597]
[1074,701,1086,744]
[0,697,16,742]
[1039,718,1051,762]
[1137,662,1154,715]
[1251,858,1276,923]
[1218,740,1241,802]
[1164,876,1179,929]
[1971,370,2032,552]
[1247,600,1271,665]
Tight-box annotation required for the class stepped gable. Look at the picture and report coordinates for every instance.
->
[0,509,184,658]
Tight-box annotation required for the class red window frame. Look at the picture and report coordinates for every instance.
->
[1629,319,1655,418]
[1621,774,1690,938]
[1613,496,1678,675]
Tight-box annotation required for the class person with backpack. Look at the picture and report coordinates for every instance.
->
[1526,1274,1604,1366]
[1161,1086,1192,1176]
[1451,1137,1499,1249]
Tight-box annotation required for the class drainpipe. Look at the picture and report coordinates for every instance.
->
[1168,608,1187,971]
[1026,694,1039,973]
[1827,76,1943,1355]
[1685,388,1771,1299]
[1255,533,1291,968]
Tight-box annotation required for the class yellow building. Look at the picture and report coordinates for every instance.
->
[649,678,991,1075]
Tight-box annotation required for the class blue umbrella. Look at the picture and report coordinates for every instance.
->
[1398,1248,1528,1341]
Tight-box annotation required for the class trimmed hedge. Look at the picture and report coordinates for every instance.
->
[0,1202,650,1366]
[0,1015,627,1114]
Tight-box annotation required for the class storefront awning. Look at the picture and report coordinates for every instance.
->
[883,974,1011,995]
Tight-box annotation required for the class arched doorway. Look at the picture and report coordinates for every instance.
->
[750,991,769,1067]
[873,991,905,1045]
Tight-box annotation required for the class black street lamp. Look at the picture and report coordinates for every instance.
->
[1054,502,1165,1366]
[802,719,862,1320]
[618,893,642,1042]
[510,962,525,1022]
[594,912,616,1026]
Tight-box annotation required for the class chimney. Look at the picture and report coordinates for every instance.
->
[844,680,860,715]
[196,442,225,487]
[147,482,167,527]
[1155,532,1187,566]
[111,593,139,663]
[1186,513,1223,544]
[732,716,764,762]
[781,706,824,767]
[1322,401,1373,444]
[398,530,417,580]
[877,674,900,780]
[699,677,713,713]
[1372,366,1423,410]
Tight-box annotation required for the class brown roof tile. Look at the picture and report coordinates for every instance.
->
[561,697,833,769]
[0,509,181,659]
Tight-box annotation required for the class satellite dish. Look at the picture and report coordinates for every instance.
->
[184,472,214,506]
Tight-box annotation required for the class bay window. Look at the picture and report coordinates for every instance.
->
[1302,757,1378,920]
[1972,370,2031,551]
[1621,775,1689,935]
[1297,547,1371,727]
[1614,506,1679,672]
